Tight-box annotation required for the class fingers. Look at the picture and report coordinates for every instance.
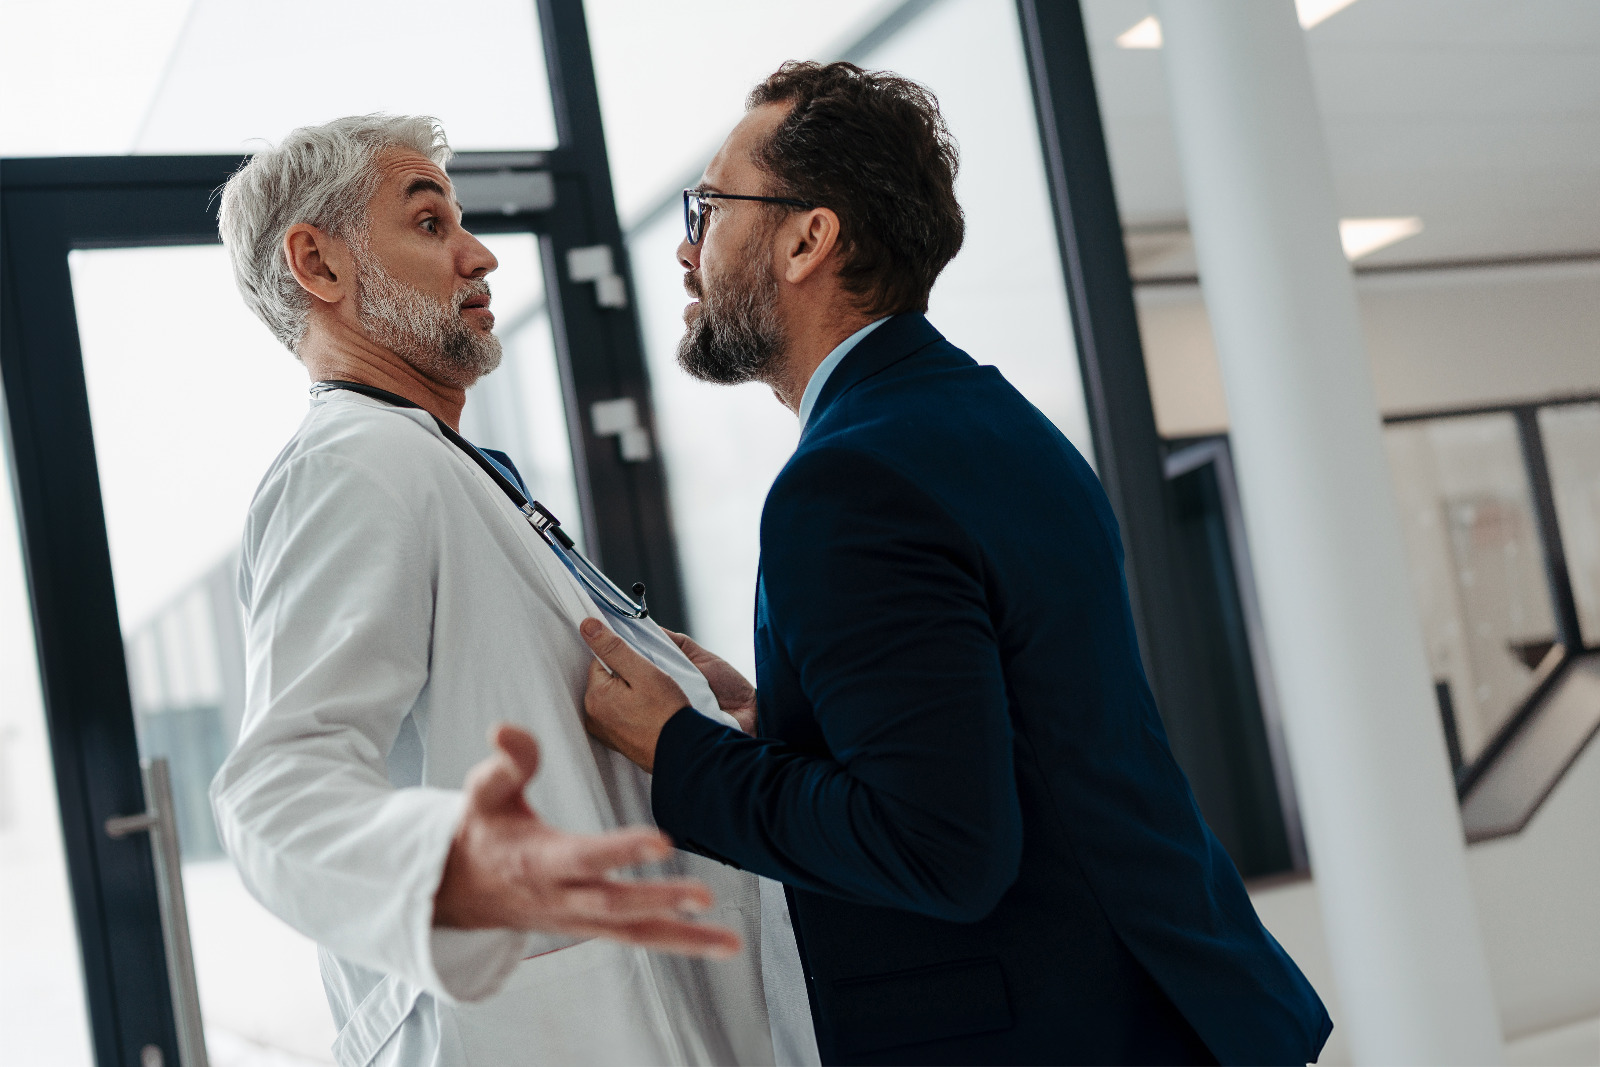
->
[666,630,713,663]
[538,824,675,880]
[565,877,716,919]
[598,916,743,959]
[586,654,616,693]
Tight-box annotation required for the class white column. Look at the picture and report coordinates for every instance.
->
[1149,3,1503,1063]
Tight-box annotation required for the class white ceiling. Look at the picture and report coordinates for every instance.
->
[3,0,1592,276]
[0,0,559,157]
[1082,0,1600,271]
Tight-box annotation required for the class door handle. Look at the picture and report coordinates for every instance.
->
[106,758,209,1067]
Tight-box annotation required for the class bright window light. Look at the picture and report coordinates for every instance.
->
[1115,15,1162,49]
[1340,216,1424,260]
[1296,0,1361,29]
[1115,0,1357,50]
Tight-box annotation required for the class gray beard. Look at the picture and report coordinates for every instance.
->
[353,244,502,389]
[675,240,786,385]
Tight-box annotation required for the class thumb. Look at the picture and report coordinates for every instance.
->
[579,617,648,683]
[466,723,541,812]
[494,723,541,779]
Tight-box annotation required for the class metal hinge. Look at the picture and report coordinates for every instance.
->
[567,245,628,309]
[590,397,652,462]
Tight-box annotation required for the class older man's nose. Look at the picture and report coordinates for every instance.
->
[463,232,498,278]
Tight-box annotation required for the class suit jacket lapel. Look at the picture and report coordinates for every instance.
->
[801,313,944,445]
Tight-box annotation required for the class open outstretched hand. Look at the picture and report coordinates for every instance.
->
[432,723,740,958]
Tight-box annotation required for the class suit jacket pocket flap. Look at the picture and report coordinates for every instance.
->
[830,956,1011,1058]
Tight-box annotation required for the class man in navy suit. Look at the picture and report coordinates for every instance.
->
[578,61,1331,1065]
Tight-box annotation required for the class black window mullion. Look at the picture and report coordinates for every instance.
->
[0,170,196,1065]
[537,174,688,630]
[533,0,689,631]
[1013,2,1213,770]
[1515,407,1584,653]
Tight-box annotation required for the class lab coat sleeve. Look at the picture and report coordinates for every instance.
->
[211,449,534,1003]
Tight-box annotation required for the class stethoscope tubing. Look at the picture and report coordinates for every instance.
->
[310,380,649,619]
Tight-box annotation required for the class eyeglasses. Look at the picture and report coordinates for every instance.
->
[682,189,816,246]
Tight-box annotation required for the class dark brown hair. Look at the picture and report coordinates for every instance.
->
[747,61,964,316]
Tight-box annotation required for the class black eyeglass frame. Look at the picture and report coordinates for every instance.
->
[682,189,816,245]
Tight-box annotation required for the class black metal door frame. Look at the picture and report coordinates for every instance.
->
[1012,0,1207,740]
[0,2,679,1060]
[1014,0,1247,843]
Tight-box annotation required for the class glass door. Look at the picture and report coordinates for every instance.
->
[64,233,579,1061]
[0,431,96,1066]
[1385,414,1561,767]
[1,4,679,1060]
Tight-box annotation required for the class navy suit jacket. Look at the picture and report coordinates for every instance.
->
[653,315,1332,1065]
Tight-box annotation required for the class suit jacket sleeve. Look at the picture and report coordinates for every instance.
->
[652,446,1024,922]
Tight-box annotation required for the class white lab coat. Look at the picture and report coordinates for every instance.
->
[210,390,815,1066]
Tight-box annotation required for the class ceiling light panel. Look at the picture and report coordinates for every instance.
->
[1115,15,1162,49]
[1340,217,1424,260]
[1296,0,1360,29]
[1115,0,1357,51]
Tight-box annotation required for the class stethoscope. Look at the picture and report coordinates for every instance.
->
[310,380,650,620]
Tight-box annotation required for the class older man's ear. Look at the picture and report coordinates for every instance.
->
[283,222,354,306]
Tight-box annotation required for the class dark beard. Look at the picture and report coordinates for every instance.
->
[675,236,786,385]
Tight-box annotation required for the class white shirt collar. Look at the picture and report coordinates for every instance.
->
[796,317,891,431]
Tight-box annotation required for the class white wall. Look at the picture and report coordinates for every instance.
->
[1139,260,1600,438]
[1249,733,1600,1065]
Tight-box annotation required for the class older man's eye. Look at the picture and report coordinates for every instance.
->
[421,216,439,233]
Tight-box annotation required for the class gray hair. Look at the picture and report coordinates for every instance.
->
[217,114,452,353]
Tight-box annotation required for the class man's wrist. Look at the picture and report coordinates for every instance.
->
[639,705,696,773]
[649,706,735,831]
[646,703,697,764]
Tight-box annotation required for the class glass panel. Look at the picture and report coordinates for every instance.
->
[1384,414,1558,764]
[1,408,95,1064]
[872,1,1090,453]
[609,0,1091,675]
[588,0,889,225]
[70,234,574,1062]
[0,0,555,157]
[464,235,586,551]
[1539,402,1600,648]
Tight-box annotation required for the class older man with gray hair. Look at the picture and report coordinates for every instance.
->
[210,114,804,1064]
